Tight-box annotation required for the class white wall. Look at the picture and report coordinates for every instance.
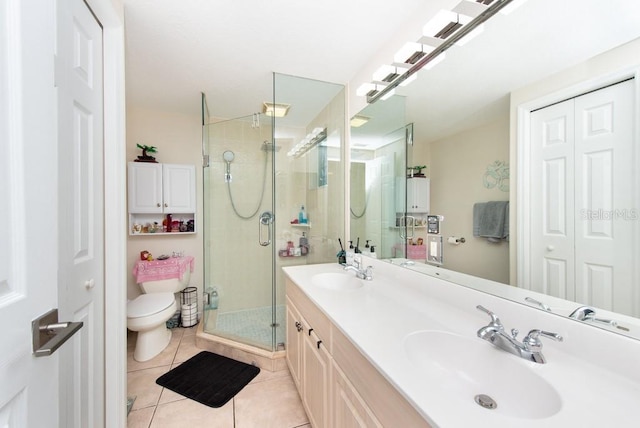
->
[125,106,204,306]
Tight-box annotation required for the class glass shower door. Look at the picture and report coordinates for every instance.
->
[202,112,280,351]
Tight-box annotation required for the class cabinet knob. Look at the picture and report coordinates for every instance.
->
[164,203,168,207]
[295,321,303,332]
[156,203,161,207]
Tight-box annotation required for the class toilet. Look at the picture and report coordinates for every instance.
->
[127,265,191,362]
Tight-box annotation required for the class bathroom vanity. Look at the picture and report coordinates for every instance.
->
[283,259,640,427]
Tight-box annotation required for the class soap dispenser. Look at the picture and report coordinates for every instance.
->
[346,240,355,265]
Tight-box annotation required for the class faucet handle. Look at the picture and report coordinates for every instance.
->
[476,305,502,328]
[523,329,563,352]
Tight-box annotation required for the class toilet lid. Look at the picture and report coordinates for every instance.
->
[127,293,175,318]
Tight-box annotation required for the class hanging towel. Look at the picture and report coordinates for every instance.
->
[473,201,509,242]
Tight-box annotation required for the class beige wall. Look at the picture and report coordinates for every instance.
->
[414,115,510,284]
[126,106,204,306]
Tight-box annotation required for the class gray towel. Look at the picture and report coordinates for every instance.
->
[473,201,509,242]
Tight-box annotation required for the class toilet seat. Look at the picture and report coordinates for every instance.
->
[127,293,175,318]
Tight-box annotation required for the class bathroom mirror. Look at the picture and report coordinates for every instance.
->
[350,0,640,339]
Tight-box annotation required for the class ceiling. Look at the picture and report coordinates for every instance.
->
[123,0,435,121]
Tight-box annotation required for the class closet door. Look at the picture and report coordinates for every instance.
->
[573,80,635,314]
[530,99,576,300]
[529,79,637,315]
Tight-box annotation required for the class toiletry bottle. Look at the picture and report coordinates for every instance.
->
[300,232,309,255]
[346,240,355,265]
[298,205,307,224]
[369,245,377,259]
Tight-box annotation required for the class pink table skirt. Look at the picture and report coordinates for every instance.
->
[133,256,195,283]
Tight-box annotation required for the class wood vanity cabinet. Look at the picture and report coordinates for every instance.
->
[286,292,331,428]
[286,278,430,428]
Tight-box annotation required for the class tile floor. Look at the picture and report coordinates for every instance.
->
[127,326,310,428]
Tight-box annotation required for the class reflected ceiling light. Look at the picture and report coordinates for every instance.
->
[287,127,327,158]
[393,42,435,66]
[263,102,290,117]
[362,0,516,104]
[373,65,401,84]
[350,115,370,128]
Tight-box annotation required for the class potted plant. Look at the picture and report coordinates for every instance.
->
[135,144,158,163]
[408,165,427,177]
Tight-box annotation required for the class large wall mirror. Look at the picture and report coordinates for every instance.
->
[350,0,640,340]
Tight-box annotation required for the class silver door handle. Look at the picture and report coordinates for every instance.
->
[259,211,273,246]
[32,308,83,357]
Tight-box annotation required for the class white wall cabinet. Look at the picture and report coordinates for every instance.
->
[127,162,196,235]
[396,176,430,213]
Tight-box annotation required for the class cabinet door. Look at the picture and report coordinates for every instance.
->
[163,163,196,213]
[333,362,383,428]
[128,162,163,213]
[408,177,430,213]
[303,329,331,428]
[286,299,303,390]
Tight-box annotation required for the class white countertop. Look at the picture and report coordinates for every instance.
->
[283,260,640,427]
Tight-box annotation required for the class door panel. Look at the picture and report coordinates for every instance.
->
[574,80,635,314]
[57,0,105,426]
[530,100,575,299]
[0,0,59,426]
[529,79,636,316]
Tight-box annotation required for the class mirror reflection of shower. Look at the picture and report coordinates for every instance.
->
[225,141,280,220]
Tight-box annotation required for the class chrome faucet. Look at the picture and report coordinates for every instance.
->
[569,306,618,327]
[343,256,373,280]
[476,305,563,364]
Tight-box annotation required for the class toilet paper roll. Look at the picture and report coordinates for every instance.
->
[448,236,461,245]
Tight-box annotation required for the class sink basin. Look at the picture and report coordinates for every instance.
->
[312,272,364,291]
[403,330,562,419]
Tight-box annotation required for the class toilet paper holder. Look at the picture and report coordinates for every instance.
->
[447,236,466,244]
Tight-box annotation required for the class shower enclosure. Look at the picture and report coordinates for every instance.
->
[201,74,345,354]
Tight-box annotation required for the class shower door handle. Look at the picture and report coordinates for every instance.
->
[259,211,273,246]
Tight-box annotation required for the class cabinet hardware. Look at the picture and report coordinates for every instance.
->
[316,340,322,349]
[308,328,314,336]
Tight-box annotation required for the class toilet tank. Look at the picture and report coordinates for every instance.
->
[139,267,191,293]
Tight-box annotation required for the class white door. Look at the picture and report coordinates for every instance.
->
[529,79,637,316]
[530,99,576,300]
[1,0,64,426]
[57,0,105,426]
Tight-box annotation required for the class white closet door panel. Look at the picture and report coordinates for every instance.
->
[574,79,636,315]
[530,100,575,298]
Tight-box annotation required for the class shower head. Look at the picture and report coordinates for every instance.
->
[223,150,235,163]
[223,150,234,183]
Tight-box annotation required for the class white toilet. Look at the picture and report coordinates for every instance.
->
[127,269,191,362]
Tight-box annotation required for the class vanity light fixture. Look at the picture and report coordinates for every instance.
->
[364,0,518,104]
[350,115,370,128]
[262,102,290,117]
[287,127,327,158]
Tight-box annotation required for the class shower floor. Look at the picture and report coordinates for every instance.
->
[210,305,285,350]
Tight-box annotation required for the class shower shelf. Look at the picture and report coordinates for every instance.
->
[290,223,311,228]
